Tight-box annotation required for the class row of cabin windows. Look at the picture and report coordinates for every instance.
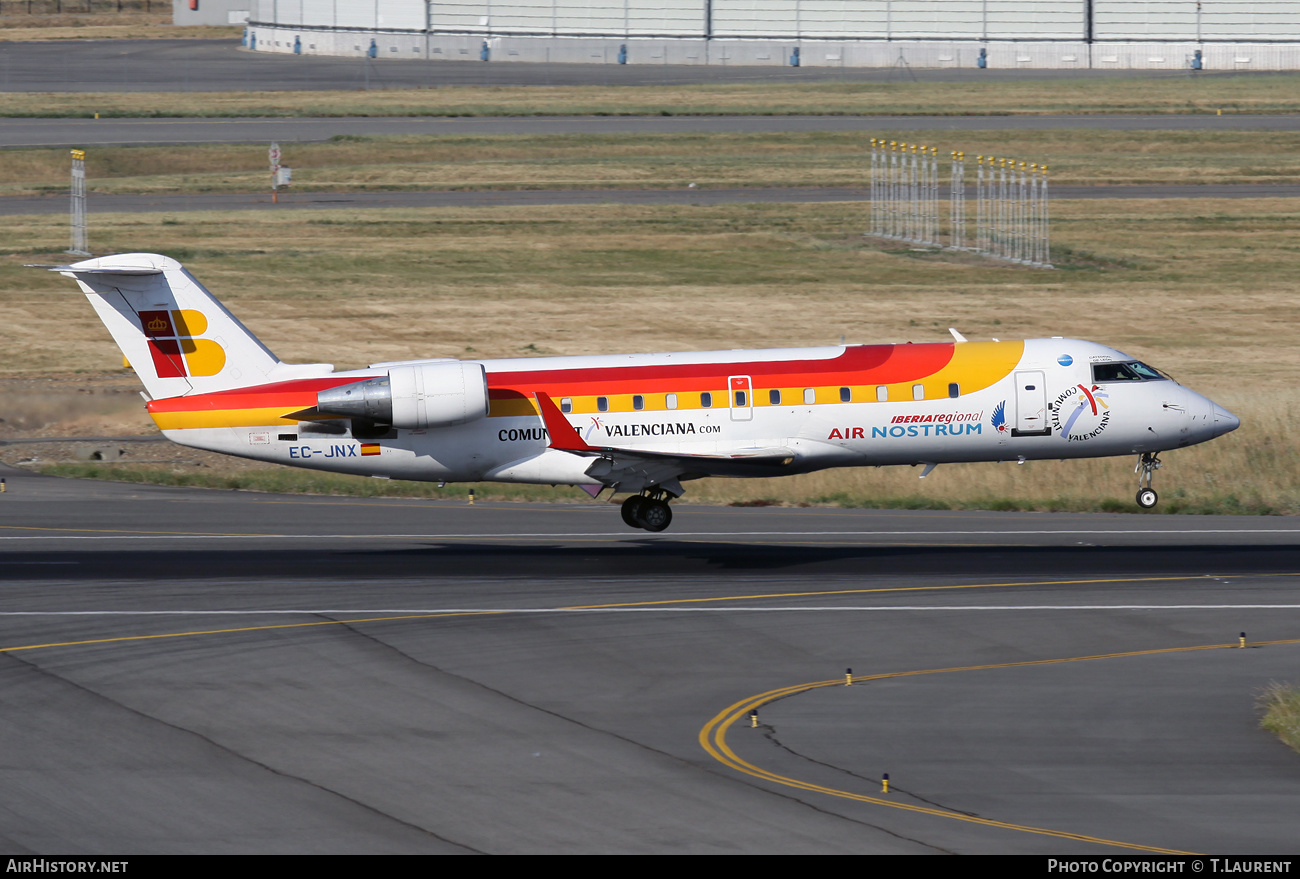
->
[557,383,962,414]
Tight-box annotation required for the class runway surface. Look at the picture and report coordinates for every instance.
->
[5,36,1298,855]
[0,39,1248,93]
[1,462,1297,853]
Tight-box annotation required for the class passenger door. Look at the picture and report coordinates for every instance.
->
[728,375,753,422]
[1014,370,1050,435]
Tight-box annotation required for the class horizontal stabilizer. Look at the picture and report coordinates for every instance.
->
[32,263,165,277]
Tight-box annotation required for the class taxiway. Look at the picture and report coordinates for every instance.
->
[0,465,1296,853]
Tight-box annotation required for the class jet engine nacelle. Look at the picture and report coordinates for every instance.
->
[316,361,490,429]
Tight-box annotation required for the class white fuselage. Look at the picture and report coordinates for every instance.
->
[160,338,1237,490]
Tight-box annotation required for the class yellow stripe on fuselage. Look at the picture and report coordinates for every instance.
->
[152,342,1026,429]
[489,341,1023,417]
[897,340,1024,402]
[150,407,301,431]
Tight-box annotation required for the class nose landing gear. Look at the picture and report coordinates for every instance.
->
[620,489,675,532]
[1135,452,1162,509]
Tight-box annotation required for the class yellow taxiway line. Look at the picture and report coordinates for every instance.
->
[699,638,1300,854]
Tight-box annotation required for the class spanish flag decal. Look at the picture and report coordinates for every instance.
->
[360,444,381,456]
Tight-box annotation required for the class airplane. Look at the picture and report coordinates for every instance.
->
[42,252,1239,532]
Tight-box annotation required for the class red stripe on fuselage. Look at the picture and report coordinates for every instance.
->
[487,344,952,397]
[147,377,348,415]
[146,343,956,415]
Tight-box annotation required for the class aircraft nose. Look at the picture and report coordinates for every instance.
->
[1211,402,1240,437]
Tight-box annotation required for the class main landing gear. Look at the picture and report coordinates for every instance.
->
[1135,452,1162,509]
[621,490,674,532]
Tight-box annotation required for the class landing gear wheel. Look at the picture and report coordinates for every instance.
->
[636,498,673,532]
[620,496,647,529]
[1134,452,1163,510]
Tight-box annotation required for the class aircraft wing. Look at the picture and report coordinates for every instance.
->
[533,391,797,493]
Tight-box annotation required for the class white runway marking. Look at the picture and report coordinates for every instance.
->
[1,604,1298,615]
[2,528,1300,540]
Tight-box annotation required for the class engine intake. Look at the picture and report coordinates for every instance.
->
[316,361,489,430]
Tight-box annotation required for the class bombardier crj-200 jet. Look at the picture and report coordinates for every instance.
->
[46,254,1239,532]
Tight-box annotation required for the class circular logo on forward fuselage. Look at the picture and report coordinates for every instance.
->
[1051,384,1111,442]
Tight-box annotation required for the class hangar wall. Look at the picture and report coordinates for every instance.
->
[244,0,1300,69]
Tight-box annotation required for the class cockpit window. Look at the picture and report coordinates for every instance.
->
[1129,361,1172,381]
[1091,361,1171,383]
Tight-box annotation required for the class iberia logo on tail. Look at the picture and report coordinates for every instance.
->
[138,309,226,379]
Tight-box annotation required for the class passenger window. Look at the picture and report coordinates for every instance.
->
[803,388,816,405]
[666,393,678,410]
[597,396,609,412]
[913,384,925,401]
[734,390,747,407]
[876,386,888,402]
[840,387,851,403]
[633,394,644,411]
[701,392,712,408]
[769,389,781,405]
[560,397,573,414]
[948,383,960,399]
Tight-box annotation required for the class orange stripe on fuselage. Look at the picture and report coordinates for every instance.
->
[147,342,1024,430]
[487,341,1021,417]
[487,344,939,397]
[147,376,347,431]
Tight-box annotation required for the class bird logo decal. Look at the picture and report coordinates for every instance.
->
[991,400,1008,433]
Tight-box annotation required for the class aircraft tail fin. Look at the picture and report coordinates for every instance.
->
[44,253,331,400]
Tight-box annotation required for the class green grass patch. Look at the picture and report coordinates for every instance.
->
[1259,683,1300,755]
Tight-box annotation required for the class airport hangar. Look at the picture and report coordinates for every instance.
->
[203,0,1300,71]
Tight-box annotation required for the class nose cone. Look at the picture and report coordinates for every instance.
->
[1211,402,1240,438]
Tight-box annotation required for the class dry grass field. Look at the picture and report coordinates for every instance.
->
[1,69,1295,512]
[0,0,239,39]
[5,130,1300,197]
[4,73,1300,118]
[1,193,1294,513]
